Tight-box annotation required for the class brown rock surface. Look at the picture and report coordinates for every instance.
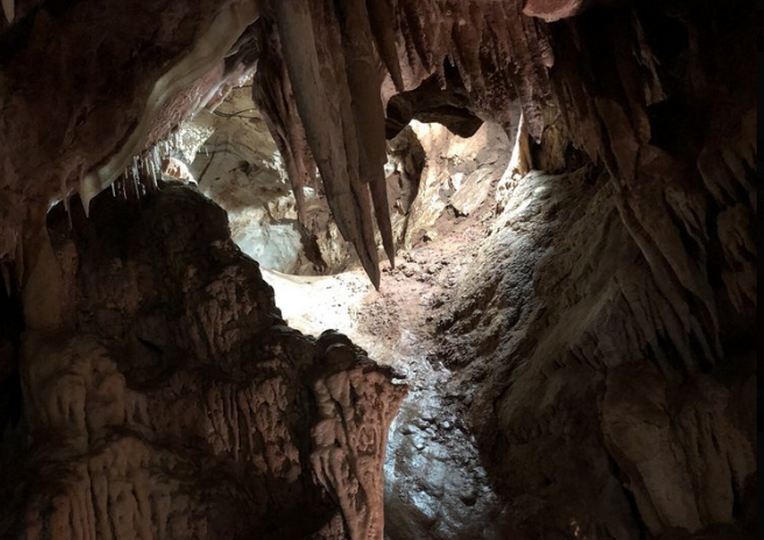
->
[1,185,405,539]
[437,167,756,538]
[0,0,260,272]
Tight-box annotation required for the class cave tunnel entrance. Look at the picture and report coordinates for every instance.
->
[151,75,519,539]
[258,125,515,540]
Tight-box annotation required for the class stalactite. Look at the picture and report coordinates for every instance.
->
[255,0,561,283]
[252,22,315,225]
[335,0,396,266]
[78,0,258,215]
[1,0,12,24]
[366,0,404,92]
[270,0,381,287]
[0,263,10,296]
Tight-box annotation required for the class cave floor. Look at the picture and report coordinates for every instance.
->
[263,196,508,539]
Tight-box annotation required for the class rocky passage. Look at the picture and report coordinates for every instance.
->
[265,157,756,539]
[263,168,512,540]
[256,120,524,539]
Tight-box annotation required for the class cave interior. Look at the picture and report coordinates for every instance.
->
[0,1,758,539]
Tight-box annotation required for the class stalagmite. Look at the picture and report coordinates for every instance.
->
[8,186,405,539]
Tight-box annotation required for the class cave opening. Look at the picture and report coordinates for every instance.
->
[172,76,519,538]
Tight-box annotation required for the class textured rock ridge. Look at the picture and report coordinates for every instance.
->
[2,185,405,539]
[440,167,756,538]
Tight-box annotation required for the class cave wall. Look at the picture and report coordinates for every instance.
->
[0,0,262,272]
[431,2,757,536]
[401,119,514,247]
[441,167,756,538]
[1,186,405,539]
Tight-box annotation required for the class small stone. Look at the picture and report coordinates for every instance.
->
[400,424,415,435]
[402,263,420,277]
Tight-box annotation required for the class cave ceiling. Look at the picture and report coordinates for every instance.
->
[3,0,752,291]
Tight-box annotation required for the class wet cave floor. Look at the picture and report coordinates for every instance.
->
[262,191,509,540]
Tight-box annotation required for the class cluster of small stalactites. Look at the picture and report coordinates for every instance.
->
[81,128,189,208]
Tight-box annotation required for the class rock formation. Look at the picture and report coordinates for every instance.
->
[439,167,756,538]
[182,85,427,275]
[1,185,405,539]
[0,0,756,538]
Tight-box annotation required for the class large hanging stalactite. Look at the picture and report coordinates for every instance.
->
[253,0,560,285]
[267,0,381,287]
